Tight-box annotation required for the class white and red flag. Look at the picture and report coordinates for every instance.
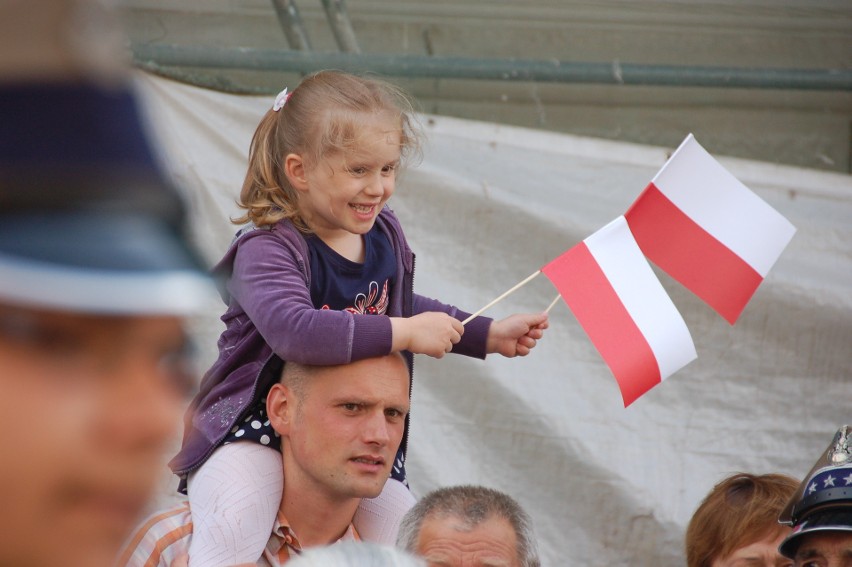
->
[625,134,796,324]
[541,216,697,407]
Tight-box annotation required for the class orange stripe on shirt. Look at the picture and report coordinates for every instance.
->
[143,521,194,567]
[116,503,190,566]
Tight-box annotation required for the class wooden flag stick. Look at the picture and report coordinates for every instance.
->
[461,270,541,325]
[545,294,561,314]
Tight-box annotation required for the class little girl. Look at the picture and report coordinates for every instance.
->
[169,70,548,565]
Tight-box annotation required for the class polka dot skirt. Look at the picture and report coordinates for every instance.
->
[220,399,280,450]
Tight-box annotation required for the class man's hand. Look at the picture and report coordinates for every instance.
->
[486,312,549,357]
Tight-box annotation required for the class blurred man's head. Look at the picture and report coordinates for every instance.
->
[0,2,210,565]
[0,308,195,567]
[397,485,540,567]
[778,426,852,567]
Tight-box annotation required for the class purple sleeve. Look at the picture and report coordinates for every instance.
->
[229,235,392,365]
[412,294,492,360]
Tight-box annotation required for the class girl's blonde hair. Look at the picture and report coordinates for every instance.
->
[234,70,421,230]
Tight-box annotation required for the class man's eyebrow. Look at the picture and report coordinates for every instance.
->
[795,548,821,560]
[329,394,371,403]
[423,555,452,567]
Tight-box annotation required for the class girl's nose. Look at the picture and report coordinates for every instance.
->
[364,175,386,196]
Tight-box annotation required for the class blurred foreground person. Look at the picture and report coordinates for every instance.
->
[779,425,852,567]
[0,1,211,565]
[685,472,799,567]
[397,485,540,567]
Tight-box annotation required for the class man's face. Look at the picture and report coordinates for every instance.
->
[792,531,852,567]
[0,306,189,567]
[415,514,520,567]
[712,528,792,567]
[279,354,409,503]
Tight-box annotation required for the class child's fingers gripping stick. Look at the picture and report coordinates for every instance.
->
[391,312,464,358]
[486,312,549,358]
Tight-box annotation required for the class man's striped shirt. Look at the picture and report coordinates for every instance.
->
[117,501,359,566]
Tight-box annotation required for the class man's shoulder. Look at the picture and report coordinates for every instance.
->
[116,502,193,567]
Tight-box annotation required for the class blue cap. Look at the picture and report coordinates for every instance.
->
[779,426,852,558]
[0,81,212,315]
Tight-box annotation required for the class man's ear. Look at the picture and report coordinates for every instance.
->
[283,153,309,193]
[267,383,292,436]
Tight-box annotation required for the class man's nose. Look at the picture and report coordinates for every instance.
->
[362,410,391,446]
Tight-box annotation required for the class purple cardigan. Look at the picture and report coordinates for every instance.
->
[169,207,492,476]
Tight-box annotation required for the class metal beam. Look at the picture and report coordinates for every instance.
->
[131,44,852,91]
[320,0,360,54]
[270,0,312,51]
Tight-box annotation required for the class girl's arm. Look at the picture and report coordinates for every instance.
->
[390,312,463,359]
[229,234,468,363]
[411,294,492,359]
[411,295,549,359]
[229,234,390,365]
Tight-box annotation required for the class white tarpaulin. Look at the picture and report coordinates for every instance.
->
[135,72,852,566]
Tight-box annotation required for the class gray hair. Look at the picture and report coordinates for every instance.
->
[285,541,425,567]
[397,485,540,567]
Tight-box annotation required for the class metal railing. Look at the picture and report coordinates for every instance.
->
[131,0,851,93]
[131,43,852,92]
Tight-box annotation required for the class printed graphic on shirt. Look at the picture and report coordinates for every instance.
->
[321,279,389,315]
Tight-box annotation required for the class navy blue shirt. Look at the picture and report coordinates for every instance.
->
[306,226,396,315]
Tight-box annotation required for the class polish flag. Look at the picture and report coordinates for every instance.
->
[625,134,796,324]
[541,217,697,407]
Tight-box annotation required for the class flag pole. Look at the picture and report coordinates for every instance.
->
[461,270,541,325]
[545,294,561,314]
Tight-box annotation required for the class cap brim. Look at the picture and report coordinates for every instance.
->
[0,212,213,315]
[779,510,852,558]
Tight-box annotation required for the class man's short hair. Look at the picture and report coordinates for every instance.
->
[278,359,311,399]
[685,472,799,567]
[397,485,540,567]
[277,351,408,400]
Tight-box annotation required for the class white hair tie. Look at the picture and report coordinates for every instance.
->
[272,87,290,112]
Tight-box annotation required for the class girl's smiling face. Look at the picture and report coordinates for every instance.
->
[291,117,402,244]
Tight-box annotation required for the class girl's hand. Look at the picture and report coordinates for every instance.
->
[391,312,464,358]
[486,312,549,357]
